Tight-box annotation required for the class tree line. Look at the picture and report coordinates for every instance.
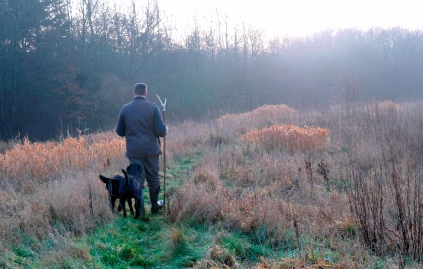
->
[1,0,423,141]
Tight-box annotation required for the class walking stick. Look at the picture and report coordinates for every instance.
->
[156,94,167,211]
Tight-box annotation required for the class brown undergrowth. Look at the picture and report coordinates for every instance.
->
[241,124,330,152]
[169,101,423,267]
[0,133,128,239]
[170,104,356,267]
[1,101,423,268]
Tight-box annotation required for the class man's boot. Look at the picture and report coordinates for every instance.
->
[127,164,146,217]
[149,185,164,214]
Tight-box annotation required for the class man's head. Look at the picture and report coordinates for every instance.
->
[133,83,148,97]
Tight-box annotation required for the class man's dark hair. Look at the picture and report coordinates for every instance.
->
[133,83,147,95]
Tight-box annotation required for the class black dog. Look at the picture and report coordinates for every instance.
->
[120,167,144,219]
[99,173,134,214]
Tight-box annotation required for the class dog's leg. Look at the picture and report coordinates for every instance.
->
[128,198,134,215]
[120,196,127,217]
[111,196,117,213]
[126,164,145,218]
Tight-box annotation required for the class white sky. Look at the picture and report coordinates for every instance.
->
[112,0,423,38]
[160,0,423,37]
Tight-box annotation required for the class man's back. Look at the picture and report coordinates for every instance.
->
[116,96,166,158]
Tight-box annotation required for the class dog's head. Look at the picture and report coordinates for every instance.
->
[99,174,122,197]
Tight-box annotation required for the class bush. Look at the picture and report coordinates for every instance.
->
[241,124,330,152]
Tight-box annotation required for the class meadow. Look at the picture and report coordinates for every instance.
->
[1,101,423,268]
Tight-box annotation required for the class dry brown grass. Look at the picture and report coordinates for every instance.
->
[345,101,423,264]
[0,134,126,187]
[216,104,297,138]
[218,104,296,126]
[169,148,351,251]
[0,120,202,246]
[165,121,211,163]
[241,124,330,152]
[167,100,423,267]
[0,171,113,239]
[2,101,423,267]
[170,110,341,243]
[0,132,128,242]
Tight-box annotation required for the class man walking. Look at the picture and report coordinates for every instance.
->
[116,83,167,215]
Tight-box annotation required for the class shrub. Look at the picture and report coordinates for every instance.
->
[241,124,330,152]
[0,134,125,185]
[216,104,296,138]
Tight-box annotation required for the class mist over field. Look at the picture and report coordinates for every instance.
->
[3,1,423,267]
[1,0,423,141]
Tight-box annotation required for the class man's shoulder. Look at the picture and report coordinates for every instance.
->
[121,101,134,109]
[142,98,159,109]
[133,97,157,105]
[123,98,158,112]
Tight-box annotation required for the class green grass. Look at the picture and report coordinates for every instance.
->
[84,211,219,269]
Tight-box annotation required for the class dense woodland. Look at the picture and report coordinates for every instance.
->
[1,0,423,140]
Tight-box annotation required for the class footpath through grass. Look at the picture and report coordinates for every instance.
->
[85,154,211,269]
[86,215,211,268]
[82,153,291,268]
[85,214,272,269]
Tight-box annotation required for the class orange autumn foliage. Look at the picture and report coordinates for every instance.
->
[0,134,125,182]
[241,124,330,152]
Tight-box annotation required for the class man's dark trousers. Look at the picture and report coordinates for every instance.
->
[129,156,162,214]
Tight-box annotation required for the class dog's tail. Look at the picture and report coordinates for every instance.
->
[122,169,130,187]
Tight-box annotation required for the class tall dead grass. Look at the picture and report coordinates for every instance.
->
[1,172,113,238]
[241,124,330,152]
[216,104,296,137]
[0,116,206,243]
[0,132,128,242]
[2,101,423,267]
[0,133,126,188]
[167,102,423,267]
[169,105,357,265]
[165,121,210,163]
[347,101,423,265]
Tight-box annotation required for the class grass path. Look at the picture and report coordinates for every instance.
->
[84,153,271,268]
[86,215,211,268]
[84,154,213,269]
